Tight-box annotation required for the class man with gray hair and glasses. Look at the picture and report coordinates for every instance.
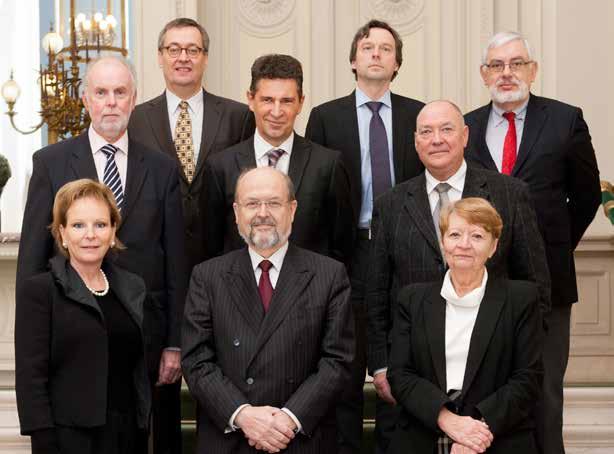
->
[465,31,601,454]
[17,55,188,454]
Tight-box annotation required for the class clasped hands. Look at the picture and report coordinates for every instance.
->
[235,405,297,452]
[437,407,494,453]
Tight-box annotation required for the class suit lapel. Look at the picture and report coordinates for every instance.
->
[472,105,499,172]
[342,92,362,195]
[225,249,265,331]
[235,137,258,170]
[513,94,547,177]
[461,166,489,200]
[196,89,221,177]
[391,93,408,180]
[287,134,310,194]
[405,175,441,256]
[120,139,147,227]
[69,133,99,180]
[105,264,145,328]
[248,246,313,367]
[147,93,176,158]
[461,279,506,394]
[425,284,447,390]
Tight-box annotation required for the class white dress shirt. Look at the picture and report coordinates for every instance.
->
[227,242,303,433]
[89,126,129,187]
[166,89,204,163]
[253,130,294,174]
[485,99,528,172]
[425,160,467,215]
[440,269,488,392]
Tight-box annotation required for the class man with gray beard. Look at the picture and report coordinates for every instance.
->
[464,31,601,454]
[182,166,354,454]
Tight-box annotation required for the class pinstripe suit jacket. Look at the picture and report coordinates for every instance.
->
[366,165,550,374]
[182,245,354,454]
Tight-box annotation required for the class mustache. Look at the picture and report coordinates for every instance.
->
[251,217,276,227]
[496,76,519,86]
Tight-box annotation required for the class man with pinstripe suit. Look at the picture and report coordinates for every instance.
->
[182,166,355,454]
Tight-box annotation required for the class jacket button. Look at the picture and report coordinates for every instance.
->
[233,338,240,347]
[246,377,254,385]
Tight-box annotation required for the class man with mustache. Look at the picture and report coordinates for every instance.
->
[183,166,354,454]
[202,54,354,266]
[464,31,601,454]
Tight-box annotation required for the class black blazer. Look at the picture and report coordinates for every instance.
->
[305,91,425,226]
[128,89,255,269]
[15,256,151,436]
[182,245,355,454]
[15,132,188,372]
[387,279,543,454]
[464,94,601,306]
[366,165,550,374]
[202,134,355,264]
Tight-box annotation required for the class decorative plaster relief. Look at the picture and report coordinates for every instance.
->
[362,0,425,35]
[237,0,296,36]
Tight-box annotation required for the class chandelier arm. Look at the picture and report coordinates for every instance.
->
[4,111,44,135]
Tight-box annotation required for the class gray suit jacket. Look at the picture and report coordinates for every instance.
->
[182,245,354,454]
[366,165,550,374]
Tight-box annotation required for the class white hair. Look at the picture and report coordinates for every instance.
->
[482,31,533,64]
[82,55,137,95]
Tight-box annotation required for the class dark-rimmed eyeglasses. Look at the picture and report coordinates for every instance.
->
[161,45,204,58]
[483,60,533,73]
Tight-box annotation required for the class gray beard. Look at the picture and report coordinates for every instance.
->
[489,78,530,105]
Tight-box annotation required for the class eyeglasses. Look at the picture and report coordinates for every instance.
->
[237,200,288,211]
[483,60,533,73]
[161,45,204,58]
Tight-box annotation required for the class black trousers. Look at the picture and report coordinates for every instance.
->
[535,304,572,454]
[151,379,182,454]
[335,234,370,454]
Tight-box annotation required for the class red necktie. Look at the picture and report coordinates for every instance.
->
[258,260,273,312]
[502,112,517,175]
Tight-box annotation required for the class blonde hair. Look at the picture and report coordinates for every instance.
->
[439,197,503,239]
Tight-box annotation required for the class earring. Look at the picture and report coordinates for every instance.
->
[62,242,67,248]
[111,241,116,247]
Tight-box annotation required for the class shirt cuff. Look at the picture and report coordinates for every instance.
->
[373,367,387,376]
[164,347,181,352]
[225,404,251,433]
[281,408,302,434]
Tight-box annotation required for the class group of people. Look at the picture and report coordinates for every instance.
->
[14,16,600,454]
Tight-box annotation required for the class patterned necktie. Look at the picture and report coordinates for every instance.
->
[174,100,196,183]
[101,144,124,210]
[502,112,517,175]
[267,148,284,168]
[433,182,452,250]
[366,101,392,198]
[258,260,274,312]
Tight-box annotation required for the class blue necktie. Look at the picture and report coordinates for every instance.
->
[101,144,125,210]
[366,101,392,198]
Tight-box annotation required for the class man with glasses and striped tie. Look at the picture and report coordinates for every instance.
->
[16,56,188,453]
[202,54,354,267]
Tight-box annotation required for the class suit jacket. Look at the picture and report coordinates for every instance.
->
[128,89,255,269]
[15,255,151,438]
[464,94,601,306]
[305,91,425,226]
[366,165,550,374]
[182,245,355,454]
[387,279,543,454]
[16,132,188,373]
[202,134,355,264]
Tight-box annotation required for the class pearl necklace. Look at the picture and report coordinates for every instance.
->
[86,269,109,297]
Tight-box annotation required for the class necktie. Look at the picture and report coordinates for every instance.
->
[101,144,125,210]
[433,182,452,249]
[174,100,196,183]
[258,260,274,312]
[502,112,517,175]
[267,148,284,168]
[366,101,392,198]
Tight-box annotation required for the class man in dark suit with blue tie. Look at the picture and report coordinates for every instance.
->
[464,31,601,454]
[183,166,354,454]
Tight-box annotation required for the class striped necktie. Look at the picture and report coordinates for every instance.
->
[101,144,125,210]
[267,148,284,168]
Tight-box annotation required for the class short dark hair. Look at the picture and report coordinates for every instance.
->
[349,19,403,81]
[249,54,303,98]
[158,18,210,53]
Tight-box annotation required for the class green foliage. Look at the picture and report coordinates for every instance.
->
[0,154,11,191]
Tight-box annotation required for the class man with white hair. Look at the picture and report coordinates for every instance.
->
[17,56,188,453]
[464,31,601,454]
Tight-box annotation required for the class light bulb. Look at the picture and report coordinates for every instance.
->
[41,31,64,54]
[1,76,21,104]
[106,15,117,28]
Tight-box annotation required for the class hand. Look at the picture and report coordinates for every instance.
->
[450,443,479,454]
[235,406,294,453]
[252,411,297,452]
[437,407,493,453]
[157,350,182,385]
[373,370,396,405]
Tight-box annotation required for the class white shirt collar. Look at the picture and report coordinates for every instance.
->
[248,241,290,274]
[165,88,204,116]
[254,129,294,162]
[491,98,529,126]
[425,160,467,195]
[88,125,129,155]
[355,86,392,108]
[441,268,488,308]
